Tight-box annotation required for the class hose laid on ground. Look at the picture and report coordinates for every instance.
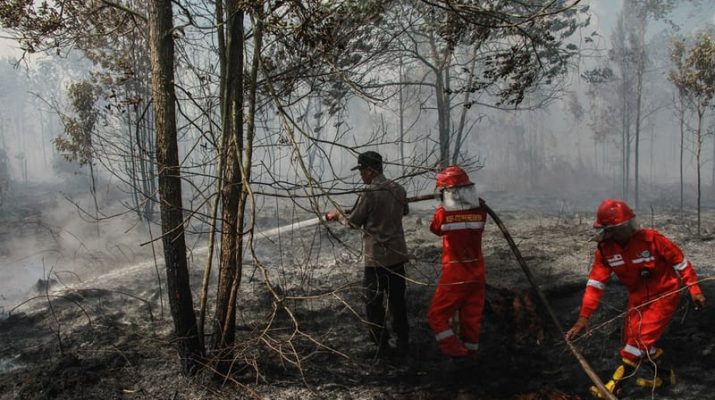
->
[261,192,614,397]
[376,193,615,398]
[482,199,618,400]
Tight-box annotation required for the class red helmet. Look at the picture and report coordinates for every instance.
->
[436,166,473,189]
[593,198,635,228]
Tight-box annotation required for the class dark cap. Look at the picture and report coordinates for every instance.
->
[351,151,383,171]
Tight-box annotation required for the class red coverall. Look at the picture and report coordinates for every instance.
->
[579,229,703,362]
[427,205,487,356]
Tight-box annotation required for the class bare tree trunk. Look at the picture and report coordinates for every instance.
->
[452,45,479,165]
[679,104,685,210]
[429,34,452,168]
[144,108,158,221]
[622,10,631,200]
[212,2,244,376]
[88,161,100,237]
[127,101,142,221]
[399,58,405,175]
[649,125,654,185]
[621,109,627,198]
[712,121,715,191]
[695,111,703,236]
[148,0,202,375]
[198,0,228,348]
[435,73,450,168]
[634,14,646,210]
[619,38,631,201]
[224,11,263,364]
[308,97,321,174]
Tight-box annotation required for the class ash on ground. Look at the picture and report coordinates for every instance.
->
[0,191,713,400]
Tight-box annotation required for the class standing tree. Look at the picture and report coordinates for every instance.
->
[668,32,715,236]
[625,0,678,209]
[0,0,605,383]
[380,0,587,169]
[53,80,102,232]
[1,0,204,376]
[147,0,203,374]
[210,0,246,376]
[608,12,638,200]
[670,41,689,210]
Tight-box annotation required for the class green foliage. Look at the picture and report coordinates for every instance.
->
[260,0,392,117]
[413,0,588,106]
[668,32,715,111]
[0,0,139,55]
[3,0,588,115]
[53,80,99,166]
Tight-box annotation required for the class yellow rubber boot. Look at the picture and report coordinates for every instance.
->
[589,359,637,398]
[636,367,676,389]
[637,349,677,389]
[635,376,663,389]
[636,368,678,389]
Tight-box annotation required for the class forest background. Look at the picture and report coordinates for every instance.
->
[0,0,714,397]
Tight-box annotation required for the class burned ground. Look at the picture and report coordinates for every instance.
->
[0,188,713,400]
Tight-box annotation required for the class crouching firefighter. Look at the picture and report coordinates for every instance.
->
[427,166,487,358]
[566,198,707,398]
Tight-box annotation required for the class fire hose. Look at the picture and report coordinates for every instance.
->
[411,195,614,398]
[481,199,617,400]
[255,193,436,239]
[256,193,615,399]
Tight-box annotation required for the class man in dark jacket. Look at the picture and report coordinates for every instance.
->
[326,151,410,359]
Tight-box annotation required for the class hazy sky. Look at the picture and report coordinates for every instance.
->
[0,36,20,58]
[1,0,714,184]
[589,0,715,35]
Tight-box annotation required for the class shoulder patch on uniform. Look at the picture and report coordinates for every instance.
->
[607,254,625,267]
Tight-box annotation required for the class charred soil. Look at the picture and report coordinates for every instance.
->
[0,192,713,400]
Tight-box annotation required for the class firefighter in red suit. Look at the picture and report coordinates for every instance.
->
[427,166,486,358]
[566,198,706,398]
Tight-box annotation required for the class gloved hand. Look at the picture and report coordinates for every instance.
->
[565,316,589,340]
[325,209,339,222]
[692,293,706,311]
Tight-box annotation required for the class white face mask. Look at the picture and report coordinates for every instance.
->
[442,185,479,211]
